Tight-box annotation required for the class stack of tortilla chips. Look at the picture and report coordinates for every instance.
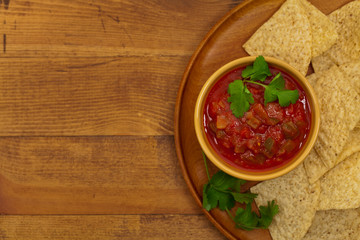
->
[243,0,360,239]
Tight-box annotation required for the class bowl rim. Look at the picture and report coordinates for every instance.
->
[194,56,320,181]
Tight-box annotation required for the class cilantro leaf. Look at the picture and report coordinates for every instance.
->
[201,144,280,231]
[268,73,285,89]
[202,183,212,211]
[210,171,241,191]
[206,185,235,211]
[231,192,258,204]
[277,89,299,107]
[202,171,249,211]
[242,65,254,78]
[234,204,259,230]
[228,80,254,118]
[232,178,247,192]
[258,200,279,228]
[264,73,285,105]
[233,200,279,230]
[242,56,272,82]
[262,73,299,106]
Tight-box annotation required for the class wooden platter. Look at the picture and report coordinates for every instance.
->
[174,0,353,239]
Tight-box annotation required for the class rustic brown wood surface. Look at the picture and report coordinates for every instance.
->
[0,0,239,239]
[0,0,352,239]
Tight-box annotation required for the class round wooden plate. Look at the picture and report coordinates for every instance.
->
[174,0,352,239]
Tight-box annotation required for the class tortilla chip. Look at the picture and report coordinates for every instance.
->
[339,60,360,96]
[303,149,328,184]
[311,52,336,72]
[243,0,312,76]
[299,0,338,57]
[251,164,320,240]
[312,0,360,72]
[336,127,360,165]
[302,208,360,240]
[317,152,360,210]
[313,65,360,168]
[305,126,360,184]
[305,72,318,87]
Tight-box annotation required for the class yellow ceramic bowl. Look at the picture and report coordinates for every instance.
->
[194,56,320,181]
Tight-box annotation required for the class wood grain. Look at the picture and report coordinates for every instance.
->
[0,56,186,136]
[0,136,203,214]
[0,0,246,238]
[0,0,248,238]
[0,214,227,240]
[0,0,239,57]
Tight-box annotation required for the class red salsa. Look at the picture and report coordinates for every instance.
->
[204,66,311,171]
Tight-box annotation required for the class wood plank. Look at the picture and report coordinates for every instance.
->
[0,0,242,57]
[0,136,201,214]
[0,214,227,240]
[0,56,185,136]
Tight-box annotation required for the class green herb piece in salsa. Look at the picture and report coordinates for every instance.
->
[228,56,299,117]
[242,55,272,82]
[228,80,255,118]
[263,73,299,106]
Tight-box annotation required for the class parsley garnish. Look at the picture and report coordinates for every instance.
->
[202,152,279,231]
[227,56,299,117]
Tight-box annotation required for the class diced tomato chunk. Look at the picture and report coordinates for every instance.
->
[267,125,284,142]
[256,124,268,134]
[218,99,226,109]
[234,141,247,154]
[265,102,284,121]
[264,137,276,152]
[281,121,299,139]
[246,135,262,153]
[292,102,306,122]
[254,153,266,164]
[246,116,262,129]
[219,135,231,149]
[295,120,307,129]
[209,121,217,133]
[253,103,269,121]
[216,115,228,129]
[278,140,297,156]
[239,126,252,139]
[241,150,256,163]
[216,130,226,139]
[245,111,262,129]
[285,104,294,115]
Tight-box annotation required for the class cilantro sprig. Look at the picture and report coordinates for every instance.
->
[227,55,299,117]
[202,152,279,231]
[202,152,252,211]
[242,55,272,82]
[227,200,279,230]
[245,73,299,107]
[228,80,254,118]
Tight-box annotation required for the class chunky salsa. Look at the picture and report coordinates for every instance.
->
[204,66,311,171]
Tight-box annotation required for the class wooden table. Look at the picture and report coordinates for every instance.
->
[0,0,244,239]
